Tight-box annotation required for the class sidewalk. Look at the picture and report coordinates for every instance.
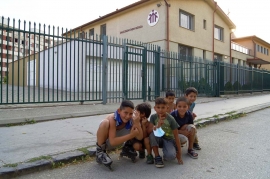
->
[1,93,270,178]
[0,96,225,126]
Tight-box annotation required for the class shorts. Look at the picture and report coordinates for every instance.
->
[106,127,130,151]
[178,124,197,144]
[131,138,145,149]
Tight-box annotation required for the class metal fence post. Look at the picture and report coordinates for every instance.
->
[251,67,253,94]
[142,47,147,102]
[155,46,161,98]
[237,64,239,94]
[102,36,108,104]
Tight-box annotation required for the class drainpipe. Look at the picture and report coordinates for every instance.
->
[252,37,256,68]
[230,32,232,64]
[230,31,232,81]
[164,0,170,52]
[212,2,217,61]
[164,0,170,89]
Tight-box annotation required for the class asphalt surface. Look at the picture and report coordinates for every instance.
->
[1,94,270,166]
[17,108,270,179]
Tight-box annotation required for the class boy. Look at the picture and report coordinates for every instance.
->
[171,97,198,159]
[165,90,176,113]
[185,87,201,150]
[121,102,153,162]
[96,100,143,169]
[149,97,182,168]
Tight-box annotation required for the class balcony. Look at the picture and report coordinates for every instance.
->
[231,42,250,55]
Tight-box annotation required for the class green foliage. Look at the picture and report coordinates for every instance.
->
[233,81,242,90]
[27,156,52,163]
[178,78,188,92]
[224,81,234,93]
[197,78,213,95]
[3,76,7,83]
[178,77,213,95]
[3,163,18,167]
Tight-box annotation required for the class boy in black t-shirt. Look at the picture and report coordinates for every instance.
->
[171,97,198,159]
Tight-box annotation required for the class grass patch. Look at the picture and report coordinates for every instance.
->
[3,163,18,167]
[5,119,36,127]
[228,113,246,120]
[27,156,52,163]
[78,147,90,155]
[225,111,237,115]
[24,119,36,124]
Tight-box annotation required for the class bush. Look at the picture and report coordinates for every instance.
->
[233,81,242,91]
[178,79,188,92]
[198,78,213,95]
[224,81,234,93]
[3,76,7,83]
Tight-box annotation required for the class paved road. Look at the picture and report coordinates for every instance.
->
[1,94,270,167]
[17,108,270,179]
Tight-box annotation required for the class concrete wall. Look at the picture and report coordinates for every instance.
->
[8,54,39,86]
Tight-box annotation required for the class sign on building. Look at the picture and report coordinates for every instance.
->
[147,10,159,27]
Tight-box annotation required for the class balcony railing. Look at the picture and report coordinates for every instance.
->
[231,42,250,55]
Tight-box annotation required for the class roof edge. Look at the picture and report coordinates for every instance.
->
[65,0,151,34]
[233,35,270,47]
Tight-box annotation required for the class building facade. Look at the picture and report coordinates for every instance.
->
[232,36,270,70]
[0,16,56,77]
[67,0,240,63]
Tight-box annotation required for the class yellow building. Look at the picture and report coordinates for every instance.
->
[232,36,270,70]
[66,0,239,63]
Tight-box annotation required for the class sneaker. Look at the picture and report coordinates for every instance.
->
[146,154,154,164]
[139,150,145,159]
[193,143,201,150]
[154,156,164,168]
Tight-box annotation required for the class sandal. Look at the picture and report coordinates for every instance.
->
[188,149,198,159]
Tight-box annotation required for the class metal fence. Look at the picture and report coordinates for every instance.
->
[1,17,270,105]
[161,52,217,97]
[217,62,270,95]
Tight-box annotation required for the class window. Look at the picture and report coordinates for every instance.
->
[264,47,266,54]
[203,50,206,59]
[89,28,94,38]
[179,44,193,58]
[79,32,85,39]
[261,46,263,53]
[203,19,206,29]
[100,24,106,37]
[180,10,194,30]
[214,25,223,41]
[257,44,260,52]
[214,53,222,61]
[267,49,269,55]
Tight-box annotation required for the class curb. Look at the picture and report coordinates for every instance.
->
[194,102,270,127]
[0,109,116,127]
[1,102,270,178]
[0,147,96,179]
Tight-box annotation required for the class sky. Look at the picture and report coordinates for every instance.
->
[1,0,270,43]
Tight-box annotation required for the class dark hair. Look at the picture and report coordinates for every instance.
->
[176,97,190,106]
[136,102,152,118]
[185,87,198,96]
[165,90,175,97]
[120,100,134,110]
[155,97,168,105]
